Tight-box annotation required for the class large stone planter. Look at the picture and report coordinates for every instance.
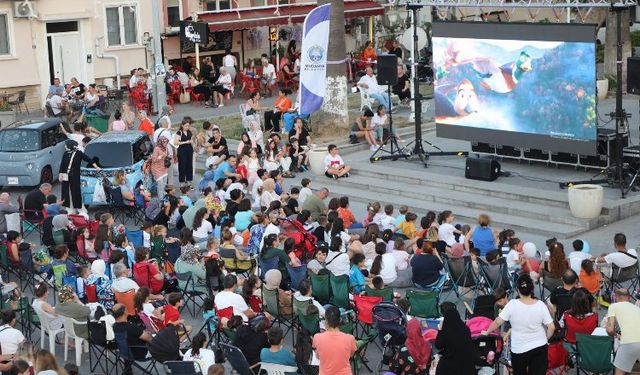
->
[596,79,608,100]
[0,111,16,128]
[309,147,328,176]
[568,184,603,219]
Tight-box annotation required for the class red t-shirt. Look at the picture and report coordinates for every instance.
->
[163,304,180,326]
[138,118,154,137]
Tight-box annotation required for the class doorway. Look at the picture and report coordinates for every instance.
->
[46,21,85,85]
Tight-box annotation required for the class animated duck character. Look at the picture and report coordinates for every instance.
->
[471,51,532,94]
[435,79,479,119]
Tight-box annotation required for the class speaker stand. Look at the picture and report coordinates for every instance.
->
[370,86,411,162]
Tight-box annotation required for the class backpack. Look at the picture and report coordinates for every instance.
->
[145,198,163,221]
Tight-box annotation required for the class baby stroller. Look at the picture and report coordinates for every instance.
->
[281,218,317,262]
[466,316,504,374]
[372,302,407,370]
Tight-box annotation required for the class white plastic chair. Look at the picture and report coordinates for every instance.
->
[32,303,65,356]
[260,363,299,375]
[360,89,375,111]
[62,317,89,366]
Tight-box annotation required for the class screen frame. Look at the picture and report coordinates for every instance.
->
[432,21,598,156]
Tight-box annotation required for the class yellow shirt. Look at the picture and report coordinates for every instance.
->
[397,221,416,238]
[607,301,640,344]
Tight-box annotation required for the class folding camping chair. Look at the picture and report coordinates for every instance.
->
[364,285,394,301]
[286,263,307,291]
[575,334,614,375]
[114,329,158,375]
[406,289,440,319]
[261,363,299,375]
[540,268,563,301]
[220,343,261,375]
[165,361,202,375]
[262,286,295,345]
[310,273,331,305]
[479,257,514,296]
[442,255,483,302]
[293,298,320,335]
[606,262,640,296]
[329,273,350,309]
[88,319,117,374]
[175,272,207,317]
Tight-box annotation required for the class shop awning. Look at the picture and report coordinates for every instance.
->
[198,1,385,32]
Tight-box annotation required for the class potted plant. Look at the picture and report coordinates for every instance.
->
[0,100,15,127]
[568,184,603,219]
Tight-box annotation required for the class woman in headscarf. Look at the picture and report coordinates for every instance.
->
[51,214,72,245]
[150,136,170,198]
[55,285,91,339]
[259,178,280,210]
[86,259,115,309]
[0,193,18,235]
[58,139,101,213]
[389,318,430,375]
[263,269,292,316]
[435,306,476,375]
[174,229,208,293]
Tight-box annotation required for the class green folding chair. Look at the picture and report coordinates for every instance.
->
[575,333,614,374]
[51,264,68,289]
[262,286,295,345]
[365,285,394,302]
[406,289,440,319]
[310,273,330,305]
[330,274,350,309]
[298,310,321,335]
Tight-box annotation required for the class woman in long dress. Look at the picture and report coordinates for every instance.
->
[58,140,101,213]
[173,118,194,188]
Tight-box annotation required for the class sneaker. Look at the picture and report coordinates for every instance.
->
[218,103,225,108]
[370,145,378,151]
[344,173,350,178]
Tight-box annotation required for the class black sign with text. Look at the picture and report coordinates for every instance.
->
[180,21,209,45]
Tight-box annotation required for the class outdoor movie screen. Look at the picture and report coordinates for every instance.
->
[433,22,597,155]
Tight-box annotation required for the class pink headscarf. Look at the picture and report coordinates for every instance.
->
[0,193,10,205]
[405,318,430,369]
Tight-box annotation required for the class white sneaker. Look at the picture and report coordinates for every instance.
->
[218,103,225,108]
[370,145,378,151]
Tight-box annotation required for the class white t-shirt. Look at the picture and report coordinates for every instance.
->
[358,74,382,95]
[143,231,151,248]
[325,251,350,276]
[604,249,638,269]
[259,223,280,250]
[379,253,398,284]
[263,64,276,80]
[215,290,250,322]
[371,114,387,129]
[129,75,139,88]
[223,54,235,67]
[392,250,410,271]
[324,154,344,172]
[506,250,521,271]
[48,95,64,115]
[252,178,264,200]
[183,348,217,374]
[217,73,233,90]
[377,214,395,231]
[568,251,590,274]
[112,277,140,293]
[224,183,245,200]
[193,220,213,239]
[0,325,25,355]
[438,223,457,246]
[298,187,312,206]
[498,299,553,354]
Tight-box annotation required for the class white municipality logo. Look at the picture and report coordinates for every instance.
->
[308,45,324,64]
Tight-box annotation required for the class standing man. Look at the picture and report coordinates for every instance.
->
[606,288,640,375]
[58,140,101,214]
[357,66,390,110]
[313,306,357,375]
[154,115,175,185]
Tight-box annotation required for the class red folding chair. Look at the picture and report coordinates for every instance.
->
[547,341,569,374]
[187,84,205,106]
[85,283,97,303]
[354,294,383,337]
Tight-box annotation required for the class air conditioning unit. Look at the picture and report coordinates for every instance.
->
[13,1,37,18]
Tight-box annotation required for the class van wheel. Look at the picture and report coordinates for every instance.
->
[40,166,53,185]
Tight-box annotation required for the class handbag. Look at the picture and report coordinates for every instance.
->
[245,108,256,116]
[179,89,190,104]
[163,156,172,168]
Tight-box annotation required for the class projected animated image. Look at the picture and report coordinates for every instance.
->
[433,37,596,141]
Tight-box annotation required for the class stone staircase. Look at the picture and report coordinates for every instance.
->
[313,161,607,239]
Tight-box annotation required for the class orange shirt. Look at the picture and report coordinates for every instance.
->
[274,97,292,113]
[362,47,377,62]
[313,331,357,375]
[138,118,154,136]
[579,270,601,294]
[337,207,356,229]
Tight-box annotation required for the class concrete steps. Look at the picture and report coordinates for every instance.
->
[313,161,604,239]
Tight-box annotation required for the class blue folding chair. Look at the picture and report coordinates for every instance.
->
[126,229,144,249]
[286,263,308,291]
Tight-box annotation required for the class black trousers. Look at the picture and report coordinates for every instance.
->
[511,344,548,375]
[177,146,193,183]
[264,111,282,132]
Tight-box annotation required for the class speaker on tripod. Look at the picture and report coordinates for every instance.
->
[376,54,398,86]
[628,57,640,95]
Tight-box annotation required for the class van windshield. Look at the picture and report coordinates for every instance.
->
[84,142,133,168]
[0,129,40,152]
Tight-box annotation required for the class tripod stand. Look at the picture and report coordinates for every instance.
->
[559,4,632,198]
[370,85,411,162]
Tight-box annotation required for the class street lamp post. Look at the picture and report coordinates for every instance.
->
[151,0,167,113]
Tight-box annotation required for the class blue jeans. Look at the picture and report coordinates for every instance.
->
[369,92,390,110]
[198,169,216,190]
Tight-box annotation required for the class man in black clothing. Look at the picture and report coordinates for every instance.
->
[225,189,243,218]
[112,303,152,362]
[549,269,594,318]
[288,118,311,148]
[24,183,54,220]
[206,128,229,169]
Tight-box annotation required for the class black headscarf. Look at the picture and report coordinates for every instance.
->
[65,139,78,151]
[435,308,476,375]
